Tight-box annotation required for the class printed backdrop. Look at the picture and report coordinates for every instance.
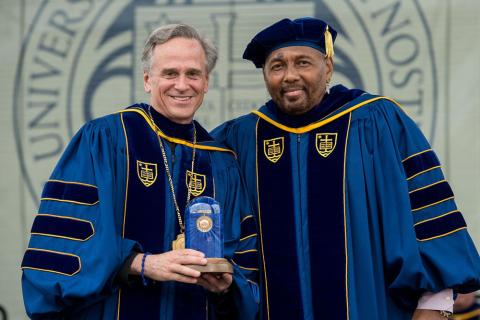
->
[1,0,479,318]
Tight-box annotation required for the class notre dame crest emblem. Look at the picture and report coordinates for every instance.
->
[137,160,158,187]
[315,133,337,158]
[264,137,284,163]
[186,170,206,197]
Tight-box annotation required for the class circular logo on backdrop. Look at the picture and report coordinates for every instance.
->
[13,0,437,203]
[318,0,437,139]
[13,0,134,203]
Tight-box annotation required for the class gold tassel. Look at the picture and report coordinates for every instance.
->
[324,25,334,58]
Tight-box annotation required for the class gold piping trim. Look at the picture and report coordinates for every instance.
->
[402,148,433,163]
[116,289,122,320]
[240,233,257,242]
[237,266,259,271]
[252,96,396,134]
[414,210,460,227]
[409,179,447,194]
[117,109,236,156]
[40,198,99,206]
[255,117,270,320]
[453,308,480,320]
[47,179,98,188]
[21,248,81,276]
[343,113,352,319]
[417,227,467,242]
[241,215,254,223]
[121,114,129,238]
[234,249,258,255]
[231,259,259,271]
[412,196,454,212]
[32,214,95,241]
[406,166,441,181]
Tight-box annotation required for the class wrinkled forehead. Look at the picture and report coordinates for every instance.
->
[265,45,326,65]
[151,38,208,70]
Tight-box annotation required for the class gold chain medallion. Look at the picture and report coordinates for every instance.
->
[148,106,197,250]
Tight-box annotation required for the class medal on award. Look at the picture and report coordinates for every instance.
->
[196,216,213,232]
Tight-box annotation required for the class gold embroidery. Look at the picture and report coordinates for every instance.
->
[136,160,157,187]
[264,137,284,163]
[316,133,337,157]
[186,170,206,196]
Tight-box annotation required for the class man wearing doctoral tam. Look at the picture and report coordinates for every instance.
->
[21,24,259,319]
[212,17,480,319]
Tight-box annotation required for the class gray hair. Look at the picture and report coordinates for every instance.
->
[142,24,218,74]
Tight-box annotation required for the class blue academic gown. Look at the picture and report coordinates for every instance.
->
[212,85,480,320]
[21,103,259,319]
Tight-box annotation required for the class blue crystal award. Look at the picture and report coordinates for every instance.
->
[185,196,232,273]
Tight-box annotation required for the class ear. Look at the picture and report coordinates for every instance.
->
[143,72,151,93]
[325,57,334,80]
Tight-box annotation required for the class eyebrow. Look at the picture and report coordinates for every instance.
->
[161,68,178,74]
[160,68,203,75]
[267,53,313,64]
[267,53,284,63]
[186,68,203,74]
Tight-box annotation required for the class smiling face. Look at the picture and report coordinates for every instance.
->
[143,37,209,124]
[263,45,333,115]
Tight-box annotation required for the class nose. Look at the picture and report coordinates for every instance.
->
[283,64,300,83]
[174,75,189,91]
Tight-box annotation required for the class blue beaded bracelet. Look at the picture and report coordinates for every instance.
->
[141,252,151,286]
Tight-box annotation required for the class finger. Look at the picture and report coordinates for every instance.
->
[197,277,224,293]
[177,249,206,257]
[175,255,208,266]
[201,273,219,284]
[170,273,199,284]
[203,273,231,286]
[170,264,202,278]
[200,274,229,293]
[220,273,233,285]
[201,273,218,287]
[169,250,207,265]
